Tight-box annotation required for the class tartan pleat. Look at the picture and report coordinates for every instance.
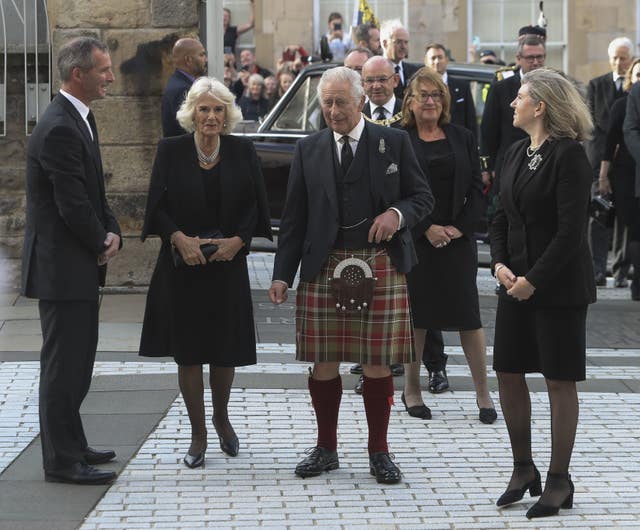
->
[295,248,415,365]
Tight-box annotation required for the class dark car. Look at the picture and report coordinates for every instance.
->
[235,61,499,231]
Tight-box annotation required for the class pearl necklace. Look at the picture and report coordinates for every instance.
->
[194,135,220,165]
[526,143,542,157]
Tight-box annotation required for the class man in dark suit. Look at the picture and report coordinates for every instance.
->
[269,66,432,484]
[425,43,477,138]
[587,37,634,287]
[22,37,122,484]
[161,37,208,137]
[380,19,419,100]
[623,81,640,300]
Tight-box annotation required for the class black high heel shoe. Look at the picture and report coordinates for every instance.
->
[526,472,574,519]
[212,417,239,457]
[496,460,542,507]
[183,449,206,468]
[476,400,497,424]
[400,392,432,419]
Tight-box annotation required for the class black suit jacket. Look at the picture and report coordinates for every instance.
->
[408,123,483,240]
[21,94,121,301]
[273,121,434,286]
[448,77,477,138]
[393,61,420,100]
[623,82,640,197]
[480,72,527,176]
[161,69,193,137]
[586,72,624,171]
[490,137,596,307]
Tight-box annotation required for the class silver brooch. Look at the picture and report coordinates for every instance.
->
[378,138,386,154]
[528,153,543,171]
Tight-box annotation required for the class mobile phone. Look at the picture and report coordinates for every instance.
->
[224,46,232,54]
[334,23,342,31]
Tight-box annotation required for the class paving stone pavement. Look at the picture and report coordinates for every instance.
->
[0,252,639,529]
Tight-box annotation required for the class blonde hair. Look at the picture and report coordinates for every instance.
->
[401,67,451,128]
[624,57,640,92]
[521,68,593,141]
[176,76,242,134]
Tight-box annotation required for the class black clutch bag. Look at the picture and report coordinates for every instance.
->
[588,195,615,228]
[171,230,224,268]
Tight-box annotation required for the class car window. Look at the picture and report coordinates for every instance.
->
[272,75,321,132]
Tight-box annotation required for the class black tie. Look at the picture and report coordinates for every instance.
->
[87,110,99,145]
[615,78,623,95]
[375,106,386,121]
[341,136,353,174]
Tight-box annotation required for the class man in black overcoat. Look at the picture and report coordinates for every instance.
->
[161,37,208,137]
[22,37,122,484]
[380,19,419,100]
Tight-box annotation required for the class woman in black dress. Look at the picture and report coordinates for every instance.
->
[401,67,496,423]
[599,58,640,300]
[140,77,271,468]
[490,69,595,519]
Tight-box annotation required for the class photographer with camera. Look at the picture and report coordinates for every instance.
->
[319,12,353,62]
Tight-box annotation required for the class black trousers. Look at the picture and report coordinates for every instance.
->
[38,299,99,471]
[422,328,447,372]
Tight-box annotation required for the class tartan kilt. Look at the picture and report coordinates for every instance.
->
[295,248,415,365]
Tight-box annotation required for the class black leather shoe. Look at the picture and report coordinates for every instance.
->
[212,417,239,457]
[496,461,542,507]
[354,375,364,394]
[350,364,363,374]
[183,450,206,469]
[84,447,116,465]
[295,447,339,478]
[428,370,450,393]
[45,462,116,485]
[526,472,574,519]
[390,363,404,376]
[614,276,629,288]
[594,272,607,286]
[369,452,401,484]
[401,392,432,419]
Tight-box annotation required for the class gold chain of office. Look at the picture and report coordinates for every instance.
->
[363,112,403,128]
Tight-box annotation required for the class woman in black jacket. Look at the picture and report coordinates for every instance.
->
[140,77,271,468]
[490,69,595,519]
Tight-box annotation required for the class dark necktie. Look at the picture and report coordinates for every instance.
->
[615,77,623,95]
[375,106,386,121]
[87,110,99,145]
[340,135,353,174]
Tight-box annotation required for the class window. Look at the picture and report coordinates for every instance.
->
[468,0,567,72]
[273,75,322,132]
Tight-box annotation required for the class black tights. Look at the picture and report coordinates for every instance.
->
[497,372,578,506]
[178,365,236,455]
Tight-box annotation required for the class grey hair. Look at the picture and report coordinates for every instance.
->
[517,35,546,56]
[380,19,405,45]
[249,73,265,85]
[58,37,108,82]
[608,36,634,58]
[317,66,364,103]
[176,76,243,134]
[521,68,593,142]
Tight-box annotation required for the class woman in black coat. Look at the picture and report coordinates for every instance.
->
[140,77,271,468]
[401,68,496,423]
[490,69,595,519]
[599,58,640,300]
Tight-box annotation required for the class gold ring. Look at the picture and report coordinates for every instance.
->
[386,235,392,241]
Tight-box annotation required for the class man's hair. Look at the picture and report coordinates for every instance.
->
[425,43,446,55]
[354,22,375,44]
[380,19,405,45]
[328,12,342,24]
[58,37,108,82]
[317,66,364,104]
[517,35,546,56]
[345,46,374,59]
[608,37,634,59]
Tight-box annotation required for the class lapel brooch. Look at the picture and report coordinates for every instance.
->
[378,138,386,154]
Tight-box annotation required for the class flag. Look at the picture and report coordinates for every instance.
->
[352,0,379,28]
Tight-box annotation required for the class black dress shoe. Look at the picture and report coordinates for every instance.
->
[428,370,450,393]
[369,452,401,484]
[212,417,239,457]
[354,375,364,394]
[295,447,339,478]
[401,392,432,419]
[183,450,206,469]
[594,272,607,286]
[496,461,541,507]
[84,447,116,465]
[526,472,574,519]
[390,363,404,376]
[350,364,363,374]
[45,462,116,485]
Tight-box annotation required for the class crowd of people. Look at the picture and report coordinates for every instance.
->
[19,5,640,525]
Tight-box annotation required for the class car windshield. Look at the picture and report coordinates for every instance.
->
[272,75,321,132]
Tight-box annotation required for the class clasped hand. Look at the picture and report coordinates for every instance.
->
[97,232,120,265]
[173,232,243,266]
[426,224,462,248]
[496,265,535,301]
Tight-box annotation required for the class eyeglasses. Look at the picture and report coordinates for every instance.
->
[412,91,445,102]
[363,75,395,85]
[519,54,545,62]
[391,39,409,46]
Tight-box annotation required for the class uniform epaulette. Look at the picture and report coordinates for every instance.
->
[495,66,517,81]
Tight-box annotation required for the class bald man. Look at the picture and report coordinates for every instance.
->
[161,38,208,137]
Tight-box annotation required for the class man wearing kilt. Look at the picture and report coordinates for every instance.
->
[269,66,433,484]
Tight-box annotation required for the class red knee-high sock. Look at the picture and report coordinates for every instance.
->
[308,376,342,451]
[362,374,394,454]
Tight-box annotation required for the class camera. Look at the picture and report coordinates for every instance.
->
[588,195,615,227]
